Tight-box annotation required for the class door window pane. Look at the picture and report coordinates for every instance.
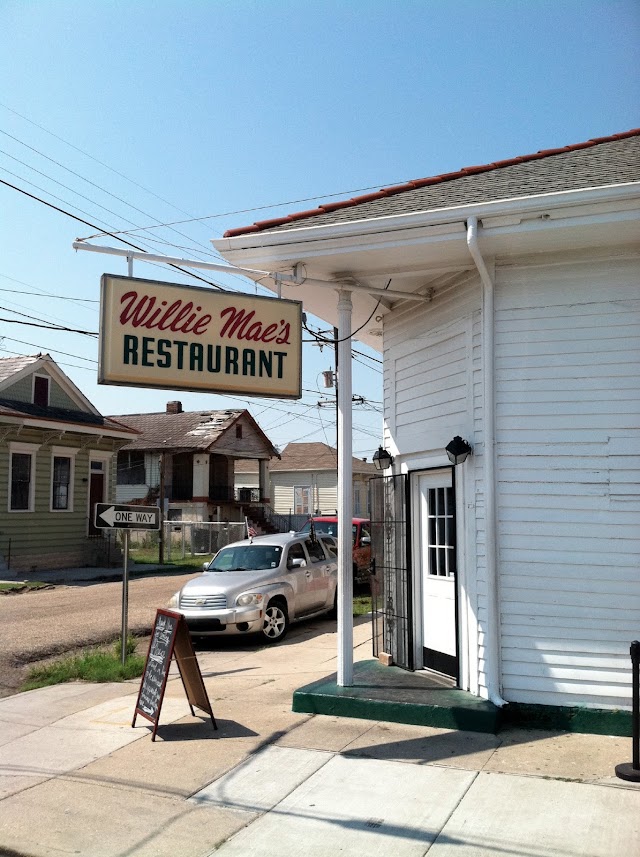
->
[427,486,456,577]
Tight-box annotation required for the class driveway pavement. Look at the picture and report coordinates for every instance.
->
[0,613,638,857]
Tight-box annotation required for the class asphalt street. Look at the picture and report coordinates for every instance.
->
[0,572,200,697]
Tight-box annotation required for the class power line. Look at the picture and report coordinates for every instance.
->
[0,101,204,227]
[0,346,96,372]
[0,315,98,336]
[0,123,253,280]
[0,176,229,291]
[1,336,98,363]
[0,284,98,303]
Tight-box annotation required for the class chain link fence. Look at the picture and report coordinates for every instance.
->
[126,521,247,562]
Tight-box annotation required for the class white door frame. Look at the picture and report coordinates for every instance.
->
[409,461,475,692]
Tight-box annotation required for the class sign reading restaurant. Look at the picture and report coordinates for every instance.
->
[99,274,302,399]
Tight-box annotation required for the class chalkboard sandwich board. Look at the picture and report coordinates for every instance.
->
[132,608,217,741]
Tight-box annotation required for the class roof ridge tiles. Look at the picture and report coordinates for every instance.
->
[222,128,640,239]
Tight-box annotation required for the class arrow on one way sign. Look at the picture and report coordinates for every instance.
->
[95,503,161,530]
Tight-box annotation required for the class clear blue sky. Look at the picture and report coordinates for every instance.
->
[1,1,638,457]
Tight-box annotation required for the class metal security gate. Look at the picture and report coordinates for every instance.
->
[370,472,413,670]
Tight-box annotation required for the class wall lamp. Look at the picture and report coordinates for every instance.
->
[372,446,394,471]
[446,436,473,465]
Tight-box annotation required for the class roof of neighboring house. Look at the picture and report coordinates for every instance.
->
[224,130,640,238]
[0,398,135,434]
[110,406,279,456]
[0,355,40,384]
[0,354,137,437]
[235,442,377,474]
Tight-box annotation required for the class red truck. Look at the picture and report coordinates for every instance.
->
[298,515,371,586]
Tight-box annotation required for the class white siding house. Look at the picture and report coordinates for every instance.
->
[215,130,640,716]
[235,442,375,519]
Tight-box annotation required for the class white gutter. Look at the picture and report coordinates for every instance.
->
[466,216,507,709]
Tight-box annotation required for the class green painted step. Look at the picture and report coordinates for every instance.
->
[293,659,501,734]
[293,660,633,737]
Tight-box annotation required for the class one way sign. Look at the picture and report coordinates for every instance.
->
[95,503,161,530]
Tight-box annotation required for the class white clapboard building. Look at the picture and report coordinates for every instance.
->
[214,129,640,716]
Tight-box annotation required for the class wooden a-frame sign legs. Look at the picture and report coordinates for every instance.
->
[132,608,217,741]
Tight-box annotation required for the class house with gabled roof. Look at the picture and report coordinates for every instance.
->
[213,129,640,721]
[0,354,138,574]
[110,401,279,525]
[235,441,376,523]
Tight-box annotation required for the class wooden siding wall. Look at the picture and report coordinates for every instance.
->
[384,274,478,456]
[216,414,272,456]
[0,427,119,572]
[384,274,485,694]
[4,372,78,410]
[384,250,640,710]
[495,252,640,709]
[270,471,371,516]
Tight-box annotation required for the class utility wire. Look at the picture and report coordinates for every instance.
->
[0,284,98,303]
[0,177,229,291]
[0,124,253,280]
[0,316,98,336]
[1,336,98,362]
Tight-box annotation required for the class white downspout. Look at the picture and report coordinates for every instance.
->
[466,216,507,708]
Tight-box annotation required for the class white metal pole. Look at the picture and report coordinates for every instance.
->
[71,242,427,302]
[121,530,129,666]
[336,289,353,686]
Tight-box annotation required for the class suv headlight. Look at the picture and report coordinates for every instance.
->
[167,592,180,608]
[236,593,264,607]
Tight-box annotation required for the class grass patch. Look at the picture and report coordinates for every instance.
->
[353,594,372,616]
[22,637,145,691]
[129,547,205,570]
[0,580,50,593]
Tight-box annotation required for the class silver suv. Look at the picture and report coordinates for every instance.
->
[167,532,338,643]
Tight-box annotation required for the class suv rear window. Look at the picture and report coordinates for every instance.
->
[305,539,327,562]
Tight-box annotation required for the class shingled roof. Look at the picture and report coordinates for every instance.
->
[0,355,41,384]
[110,406,278,456]
[0,397,134,433]
[224,129,640,238]
[235,442,376,474]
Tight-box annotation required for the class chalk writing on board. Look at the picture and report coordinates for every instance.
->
[137,612,177,719]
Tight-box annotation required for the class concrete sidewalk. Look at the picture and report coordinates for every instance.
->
[0,618,638,857]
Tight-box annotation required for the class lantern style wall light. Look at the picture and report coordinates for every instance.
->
[372,446,394,471]
[446,436,473,465]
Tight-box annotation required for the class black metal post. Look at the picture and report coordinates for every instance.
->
[615,640,640,782]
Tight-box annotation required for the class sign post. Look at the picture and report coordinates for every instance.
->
[94,503,161,663]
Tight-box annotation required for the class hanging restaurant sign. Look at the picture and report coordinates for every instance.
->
[99,274,302,399]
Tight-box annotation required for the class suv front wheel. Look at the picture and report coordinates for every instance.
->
[261,599,289,643]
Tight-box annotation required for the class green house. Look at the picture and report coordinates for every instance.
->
[0,354,137,575]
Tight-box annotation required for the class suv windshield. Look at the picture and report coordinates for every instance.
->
[208,544,282,572]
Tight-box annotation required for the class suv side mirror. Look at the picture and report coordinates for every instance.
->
[288,558,306,569]
[360,536,371,546]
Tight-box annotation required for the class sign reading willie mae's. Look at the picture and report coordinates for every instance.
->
[99,274,302,399]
